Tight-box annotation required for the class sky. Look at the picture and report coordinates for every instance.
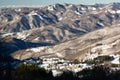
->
[0,0,120,7]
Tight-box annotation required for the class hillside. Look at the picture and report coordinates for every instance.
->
[0,3,120,60]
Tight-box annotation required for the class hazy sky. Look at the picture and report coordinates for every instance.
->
[0,0,120,6]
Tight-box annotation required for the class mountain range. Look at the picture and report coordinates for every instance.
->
[0,3,120,60]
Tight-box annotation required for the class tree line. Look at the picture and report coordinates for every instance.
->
[1,64,120,80]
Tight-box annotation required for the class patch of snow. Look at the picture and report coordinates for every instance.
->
[30,47,46,52]
[31,12,38,15]
[33,37,39,41]
[81,7,86,10]
[58,17,63,21]
[48,6,54,11]
[111,41,117,46]
[53,4,56,9]
[38,64,49,68]
[111,58,119,64]
[116,10,120,14]
[108,10,116,14]
[14,8,21,12]
[80,63,92,69]
[56,53,64,57]
[38,15,44,20]
[43,15,49,18]
[73,68,82,73]
[92,7,96,10]
[98,22,104,26]
[17,33,30,40]
[109,54,120,64]
[1,33,13,38]
[88,7,96,10]
[68,4,73,8]
[28,11,43,20]
[52,70,62,77]
[111,67,120,70]
[74,11,81,16]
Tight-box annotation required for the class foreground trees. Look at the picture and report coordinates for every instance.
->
[0,64,120,80]
[0,53,14,80]
[13,64,53,80]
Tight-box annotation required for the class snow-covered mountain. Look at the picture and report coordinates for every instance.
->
[0,3,120,60]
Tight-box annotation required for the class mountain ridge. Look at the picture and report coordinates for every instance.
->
[0,3,120,60]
